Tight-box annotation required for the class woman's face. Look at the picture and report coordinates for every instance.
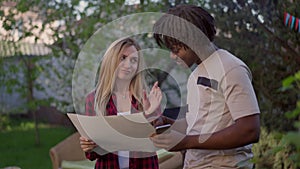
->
[116,45,139,81]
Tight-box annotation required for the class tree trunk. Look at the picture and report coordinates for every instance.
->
[24,57,40,146]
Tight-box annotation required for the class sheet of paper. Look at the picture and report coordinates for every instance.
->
[67,113,158,155]
[67,113,109,155]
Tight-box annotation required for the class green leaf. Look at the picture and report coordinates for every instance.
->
[0,10,4,18]
[282,76,295,88]
[17,0,30,12]
[3,20,12,31]
[27,100,38,111]
[294,122,300,129]
[270,146,284,154]
[282,132,300,147]
[24,31,33,37]
[294,71,300,80]
[285,108,300,119]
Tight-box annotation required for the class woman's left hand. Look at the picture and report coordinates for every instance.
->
[143,81,162,115]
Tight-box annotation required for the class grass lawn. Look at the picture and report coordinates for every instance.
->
[0,118,74,169]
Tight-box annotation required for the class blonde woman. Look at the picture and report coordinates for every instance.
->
[79,37,162,169]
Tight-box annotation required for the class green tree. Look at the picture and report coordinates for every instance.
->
[206,0,300,131]
[0,0,201,145]
[3,0,298,147]
[280,70,300,168]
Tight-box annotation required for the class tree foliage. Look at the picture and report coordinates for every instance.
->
[253,71,300,169]
[0,0,204,113]
[207,0,300,131]
[0,0,198,144]
[1,0,299,146]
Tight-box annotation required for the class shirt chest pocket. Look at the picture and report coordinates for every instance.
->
[197,77,220,109]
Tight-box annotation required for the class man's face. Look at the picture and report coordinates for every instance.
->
[169,45,199,68]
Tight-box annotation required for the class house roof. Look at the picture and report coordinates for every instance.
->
[0,42,52,58]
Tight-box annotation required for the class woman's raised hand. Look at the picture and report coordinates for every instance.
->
[144,81,162,115]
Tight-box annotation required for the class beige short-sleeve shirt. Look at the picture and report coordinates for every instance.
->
[184,49,260,169]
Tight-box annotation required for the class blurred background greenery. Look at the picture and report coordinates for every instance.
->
[0,0,299,168]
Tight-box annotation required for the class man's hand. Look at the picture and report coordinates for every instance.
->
[150,129,186,151]
[79,136,98,153]
[151,115,175,127]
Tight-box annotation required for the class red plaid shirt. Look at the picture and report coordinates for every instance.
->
[85,91,159,169]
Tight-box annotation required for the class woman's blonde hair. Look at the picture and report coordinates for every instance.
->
[94,37,146,115]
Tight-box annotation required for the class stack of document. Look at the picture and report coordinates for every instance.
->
[67,113,159,155]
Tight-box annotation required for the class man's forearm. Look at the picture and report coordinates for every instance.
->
[171,114,260,151]
[172,117,187,134]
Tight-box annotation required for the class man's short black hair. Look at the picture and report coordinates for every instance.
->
[153,4,216,50]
